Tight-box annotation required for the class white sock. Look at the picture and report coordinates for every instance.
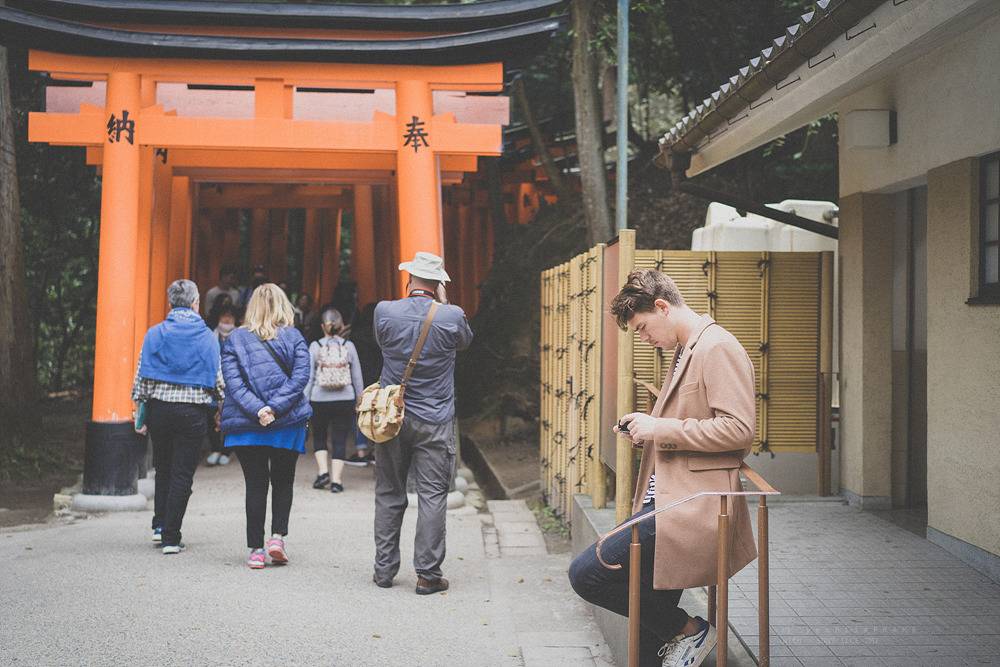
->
[331,458,345,484]
[314,450,329,475]
[272,533,283,540]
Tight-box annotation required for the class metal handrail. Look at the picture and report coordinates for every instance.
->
[596,462,779,667]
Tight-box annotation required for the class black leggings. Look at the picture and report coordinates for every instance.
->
[235,446,298,549]
[310,400,355,459]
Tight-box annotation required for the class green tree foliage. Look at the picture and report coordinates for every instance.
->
[10,50,101,393]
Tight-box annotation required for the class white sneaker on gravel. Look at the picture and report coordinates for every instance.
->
[162,543,186,555]
[657,617,716,667]
[206,452,220,466]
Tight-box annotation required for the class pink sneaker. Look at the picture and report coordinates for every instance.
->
[266,536,288,565]
[247,548,266,570]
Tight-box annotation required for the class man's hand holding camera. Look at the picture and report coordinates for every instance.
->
[613,412,658,448]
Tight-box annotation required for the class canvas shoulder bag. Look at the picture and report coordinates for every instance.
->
[357,301,439,443]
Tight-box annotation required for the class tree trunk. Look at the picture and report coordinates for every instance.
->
[511,76,572,202]
[570,0,613,245]
[0,41,36,442]
[482,156,510,247]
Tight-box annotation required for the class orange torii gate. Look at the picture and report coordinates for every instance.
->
[30,53,504,424]
[1,0,563,504]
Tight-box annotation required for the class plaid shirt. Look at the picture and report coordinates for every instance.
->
[131,350,225,405]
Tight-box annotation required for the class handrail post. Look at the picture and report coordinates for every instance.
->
[758,495,770,666]
[628,523,641,667]
[717,495,729,667]
[707,585,717,627]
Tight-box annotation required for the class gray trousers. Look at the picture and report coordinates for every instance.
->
[373,415,455,581]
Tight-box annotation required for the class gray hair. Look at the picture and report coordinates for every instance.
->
[167,279,200,309]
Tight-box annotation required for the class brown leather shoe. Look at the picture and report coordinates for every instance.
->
[415,576,449,595]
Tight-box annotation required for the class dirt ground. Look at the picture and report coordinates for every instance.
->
[0,396,88,527]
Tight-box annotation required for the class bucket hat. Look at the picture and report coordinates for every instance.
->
[398,251,451,283]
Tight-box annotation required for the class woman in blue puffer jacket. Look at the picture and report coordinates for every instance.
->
[221,283,312,570]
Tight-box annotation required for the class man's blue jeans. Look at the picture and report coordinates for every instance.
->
[569,503,689,666]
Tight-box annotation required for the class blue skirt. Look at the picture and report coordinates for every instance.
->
[225,425,307,454]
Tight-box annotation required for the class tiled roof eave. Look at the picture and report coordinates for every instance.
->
[655,0,885,169]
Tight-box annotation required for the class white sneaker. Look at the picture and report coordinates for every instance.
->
[217,454,230,466]
[206,452,220,466]
[162,543,186,555]
[658,617,716,667]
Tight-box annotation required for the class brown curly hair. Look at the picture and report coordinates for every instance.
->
[610,270,685,330]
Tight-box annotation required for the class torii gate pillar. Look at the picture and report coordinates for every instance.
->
[81,71,147,506]
[395,80,441,294]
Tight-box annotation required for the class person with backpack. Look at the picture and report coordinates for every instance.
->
[303,308,365,493]
[220,283,312,570]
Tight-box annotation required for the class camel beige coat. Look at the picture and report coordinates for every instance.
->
[632,315,757,590]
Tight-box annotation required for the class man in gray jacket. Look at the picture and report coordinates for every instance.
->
[372,252,473,595]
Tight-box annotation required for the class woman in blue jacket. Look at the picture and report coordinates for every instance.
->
[221,283,312,570]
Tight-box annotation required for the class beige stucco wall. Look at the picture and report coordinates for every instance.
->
[837,193,894,506]
[925,159,1000,557]
[838,12,1000,198]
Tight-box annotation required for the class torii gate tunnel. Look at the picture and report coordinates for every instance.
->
[0,0,563,499]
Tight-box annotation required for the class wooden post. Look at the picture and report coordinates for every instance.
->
[615,229,636,522]
[456,201,470,312]
[132,146,154,377]
[167,175,191,283]
[302,209,322,306]
[717,495,730,667]
[269,209,288,285]
[395,78,441,296]
[759,496,770,667]
[250,208,269,269]
[221,208,241,272]
[147,155,172,324]
[131,76,157,374]
[818,251,834,496]
[352,184,377,308]
[591,245,607,509]
[371,187,392,303]
[628,523,641,667]
[319,209,343,305]
[207,209,226,299]
[91,71,141,422]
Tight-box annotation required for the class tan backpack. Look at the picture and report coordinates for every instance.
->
[357,302,438,443]
[315,338,350,390]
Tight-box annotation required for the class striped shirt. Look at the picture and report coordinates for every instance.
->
[131,351,225,406]
[642,349,685,506]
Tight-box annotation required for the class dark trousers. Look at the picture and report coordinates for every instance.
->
[148,400,206,546]
[235,446,298,549]
[310,400,355,459]
[568,503,688,667]
[374,416,455,581]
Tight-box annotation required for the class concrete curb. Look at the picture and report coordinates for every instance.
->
[137,478,155,499]
[71,493,148,513]
[460,434,541,500]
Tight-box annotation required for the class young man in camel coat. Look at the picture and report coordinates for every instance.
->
[569,269,757,667]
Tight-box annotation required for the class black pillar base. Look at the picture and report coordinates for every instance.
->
[82,421,144,496]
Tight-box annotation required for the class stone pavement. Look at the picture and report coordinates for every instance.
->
[0,460,612,667]
[729,499,1000,666]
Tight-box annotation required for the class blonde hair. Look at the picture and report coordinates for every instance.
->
[243,283,295,341]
